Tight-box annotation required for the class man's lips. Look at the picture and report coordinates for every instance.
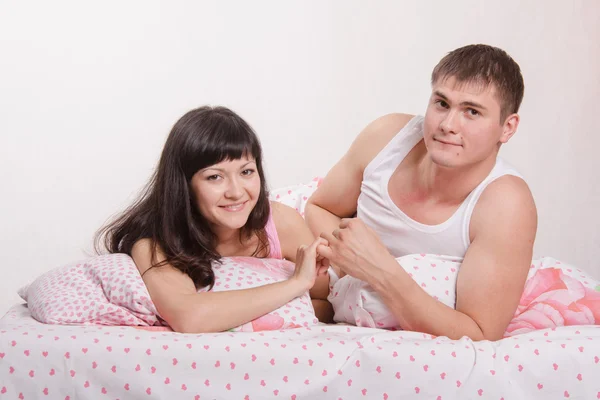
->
[434,138,462,146]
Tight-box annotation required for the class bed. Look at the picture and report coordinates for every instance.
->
[1,304,600,399]
[2,180,600,399]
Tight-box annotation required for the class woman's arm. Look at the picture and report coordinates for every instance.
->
[271,201,333,322]
[132,238,322,333]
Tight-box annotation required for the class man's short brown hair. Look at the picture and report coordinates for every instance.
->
[431,44,525,122]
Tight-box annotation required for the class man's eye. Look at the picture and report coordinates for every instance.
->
[435,100,449,108]
[467,108,479,116]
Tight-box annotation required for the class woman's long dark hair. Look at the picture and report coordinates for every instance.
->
[95,106,270,289]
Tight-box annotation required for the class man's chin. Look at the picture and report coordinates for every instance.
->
[431,155,460,169]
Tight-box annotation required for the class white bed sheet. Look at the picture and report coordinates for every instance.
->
[1,304,600,400]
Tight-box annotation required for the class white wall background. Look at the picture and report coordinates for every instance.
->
[1,0,598,316]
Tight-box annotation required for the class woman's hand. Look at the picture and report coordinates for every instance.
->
[292,237,330,292]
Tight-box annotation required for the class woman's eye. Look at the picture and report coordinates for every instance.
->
[242,169,255,176]
[207,175,220,181]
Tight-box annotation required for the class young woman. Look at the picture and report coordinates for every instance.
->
[95,106,332,333]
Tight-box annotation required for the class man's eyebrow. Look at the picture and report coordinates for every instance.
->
[460,100,487,110]
[433,91,487,110]
[433,90,448,100]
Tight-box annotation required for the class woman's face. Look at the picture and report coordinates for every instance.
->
[190,155,261,235]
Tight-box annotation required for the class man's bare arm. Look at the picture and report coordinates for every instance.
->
[305,113,414,276]
[319,175,537,340]
[378,176,537,340]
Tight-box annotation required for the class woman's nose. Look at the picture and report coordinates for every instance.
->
[224,177,243,199]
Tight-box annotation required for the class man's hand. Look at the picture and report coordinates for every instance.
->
[317,218,396,285]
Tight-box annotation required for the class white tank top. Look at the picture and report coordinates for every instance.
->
[357,115,523,259]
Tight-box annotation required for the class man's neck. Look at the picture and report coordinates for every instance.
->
[415,153,498,204]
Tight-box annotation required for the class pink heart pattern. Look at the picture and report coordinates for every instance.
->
[4,178,600,398]
[17,253,162,327]
[268,177,322,217]
[328,253,461,329]
[18,251,317,333]
[1,303,600,399]
[329,253,600,334]
[201,257,318,332]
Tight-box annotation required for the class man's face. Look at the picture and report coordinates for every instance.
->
[423,76,518,169]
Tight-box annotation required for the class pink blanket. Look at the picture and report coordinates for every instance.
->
[506,258,600,336]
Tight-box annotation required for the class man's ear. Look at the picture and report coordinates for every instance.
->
[499,113,520,144]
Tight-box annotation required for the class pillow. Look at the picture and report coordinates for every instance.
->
[201,257,318,332]
[328,254,460,329]
[327,253,600,336]
[269,176,322,216]
[18,253,161,326]
[18,254,318,332]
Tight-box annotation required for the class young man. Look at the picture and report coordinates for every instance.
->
[306,44,537,341]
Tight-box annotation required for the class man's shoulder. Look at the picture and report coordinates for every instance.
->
[480,175,533,203]
[350,113,417,169]
[471,175,537,238]
[270,201,304,231]
[369,112,416,132]
[356,113,416,144]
